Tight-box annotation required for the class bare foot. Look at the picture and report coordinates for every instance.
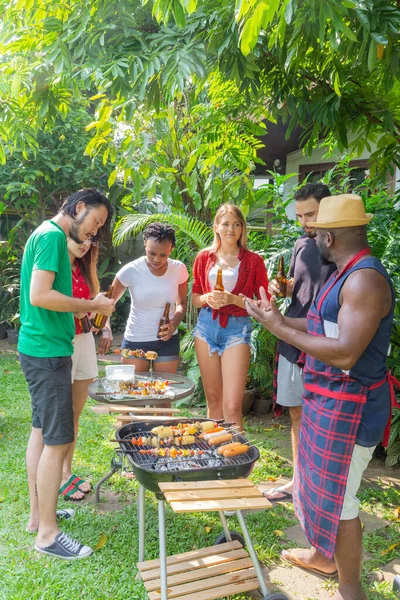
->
[26,519,39,534]
[76,479,91,494]
[281,548,337,576]
[333,587,367,600]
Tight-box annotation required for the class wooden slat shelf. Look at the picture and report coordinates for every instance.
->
[138,542,260,600]
[137,480,270,600]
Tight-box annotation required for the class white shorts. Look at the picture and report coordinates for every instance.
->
[340,444,375,520]
[71,333,98,381]
[276,354,304,407]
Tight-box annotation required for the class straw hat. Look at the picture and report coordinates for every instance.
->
[306,194,373,228]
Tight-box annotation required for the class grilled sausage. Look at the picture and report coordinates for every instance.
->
[217,442,242,455]
[204,429,228,441]
[223,445,249,457]
[199,426,224,438]
[208,433,233,446]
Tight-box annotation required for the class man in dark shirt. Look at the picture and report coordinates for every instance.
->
[265,182,336,502]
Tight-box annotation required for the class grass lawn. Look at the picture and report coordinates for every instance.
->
[0,350,399,600]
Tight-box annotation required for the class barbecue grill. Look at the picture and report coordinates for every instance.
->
[115,418,290,600]
[115,418,260,497]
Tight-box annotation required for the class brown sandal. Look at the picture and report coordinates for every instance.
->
[281,550,338,578]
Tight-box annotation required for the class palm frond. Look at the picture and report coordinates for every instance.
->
[113,212,213,249]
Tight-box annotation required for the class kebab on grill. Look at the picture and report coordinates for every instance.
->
[139,447,205,458]
[151,422,217,438]
[130,435,196,447]
[115,349,158,360]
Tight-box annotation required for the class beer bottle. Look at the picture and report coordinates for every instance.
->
[78,314,92,334]
[92,284,114,329]
[214,268,225,292]
[276,256,287,298]
[157,302,171,338]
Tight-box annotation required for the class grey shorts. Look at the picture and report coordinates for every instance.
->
[276,354,304,407]
[19,352,74,445]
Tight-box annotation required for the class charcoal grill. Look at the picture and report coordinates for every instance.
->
[115,418,259,497]
[115,418,289,600]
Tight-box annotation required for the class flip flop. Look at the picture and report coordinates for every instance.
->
[262,487,293,503]
[59,476,85,502]
[70,474,91,494]
[281,550,338,578]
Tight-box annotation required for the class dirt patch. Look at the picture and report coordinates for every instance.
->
[85,488,132,513]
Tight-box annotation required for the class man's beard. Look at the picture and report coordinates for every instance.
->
[69,209,90,244]
[304,228,317,238]
[318,252,332,266]
[317,241,333,266]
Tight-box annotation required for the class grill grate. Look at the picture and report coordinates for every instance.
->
[118,430,255,472]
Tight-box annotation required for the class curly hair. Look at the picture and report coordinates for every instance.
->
[143,222,176,246]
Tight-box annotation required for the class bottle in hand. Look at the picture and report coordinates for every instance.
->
[78,314,92,333]
[276,256,287,298]
[214,268,225,291]
[157,302,171,339]
[92,284,114,329]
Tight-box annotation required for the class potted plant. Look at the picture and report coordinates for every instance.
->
[246,322,277,416]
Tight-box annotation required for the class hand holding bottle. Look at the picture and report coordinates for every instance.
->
[204,291,234,309]
[92,292,115,318]
[268,279,280,296]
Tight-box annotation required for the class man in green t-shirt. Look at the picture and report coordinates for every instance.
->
[19,188,115,560]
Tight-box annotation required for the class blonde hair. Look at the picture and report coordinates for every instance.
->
[209,204,248,251]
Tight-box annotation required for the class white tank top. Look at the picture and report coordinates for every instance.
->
[208,263,240,292]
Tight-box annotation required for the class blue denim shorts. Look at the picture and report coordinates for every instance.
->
[193,308,252,356]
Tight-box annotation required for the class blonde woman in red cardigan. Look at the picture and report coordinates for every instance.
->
[192,204,269,430]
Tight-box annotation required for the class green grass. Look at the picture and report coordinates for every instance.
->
[0,352,399,600]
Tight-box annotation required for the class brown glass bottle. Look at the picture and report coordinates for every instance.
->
[214,268,225,291]
[276,256,287,298]
[157,302,171,338]
[78,314,92,333]
[92,285,114,329]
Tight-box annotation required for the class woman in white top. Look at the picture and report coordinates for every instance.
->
[112,223,189,374]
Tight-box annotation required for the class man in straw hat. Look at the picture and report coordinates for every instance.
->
[245,194,399,600]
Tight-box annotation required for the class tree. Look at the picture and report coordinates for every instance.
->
[1,0,399,175]
[0,107,111,225]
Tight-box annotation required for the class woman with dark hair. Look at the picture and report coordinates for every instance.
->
[192,204,269,430]
[59,236,113,501]
[111,222,188,374]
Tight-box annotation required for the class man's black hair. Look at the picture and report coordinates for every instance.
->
[294,182,331,203]
[143,222,176,246]
[61,188,113,237]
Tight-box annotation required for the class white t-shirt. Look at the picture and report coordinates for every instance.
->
[208,263,240,293]
[116,256,189,342]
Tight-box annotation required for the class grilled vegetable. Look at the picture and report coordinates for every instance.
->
[208,433,233,446]
[201,421,216,432]
[223,445,249,457]
[151,426,173,437]
[217,442,242,455]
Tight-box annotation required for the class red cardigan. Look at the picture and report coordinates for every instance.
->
[192,247,270,327]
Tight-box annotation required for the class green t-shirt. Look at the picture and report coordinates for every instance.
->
[18,220,75,357]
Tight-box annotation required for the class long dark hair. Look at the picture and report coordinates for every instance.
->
[76,244,100,297]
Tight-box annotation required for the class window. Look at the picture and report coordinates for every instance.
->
[298,160,370,190]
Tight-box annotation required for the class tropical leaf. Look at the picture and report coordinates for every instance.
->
[113,212,213,250]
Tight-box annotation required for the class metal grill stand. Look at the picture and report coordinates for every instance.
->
[137,480,290,600]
